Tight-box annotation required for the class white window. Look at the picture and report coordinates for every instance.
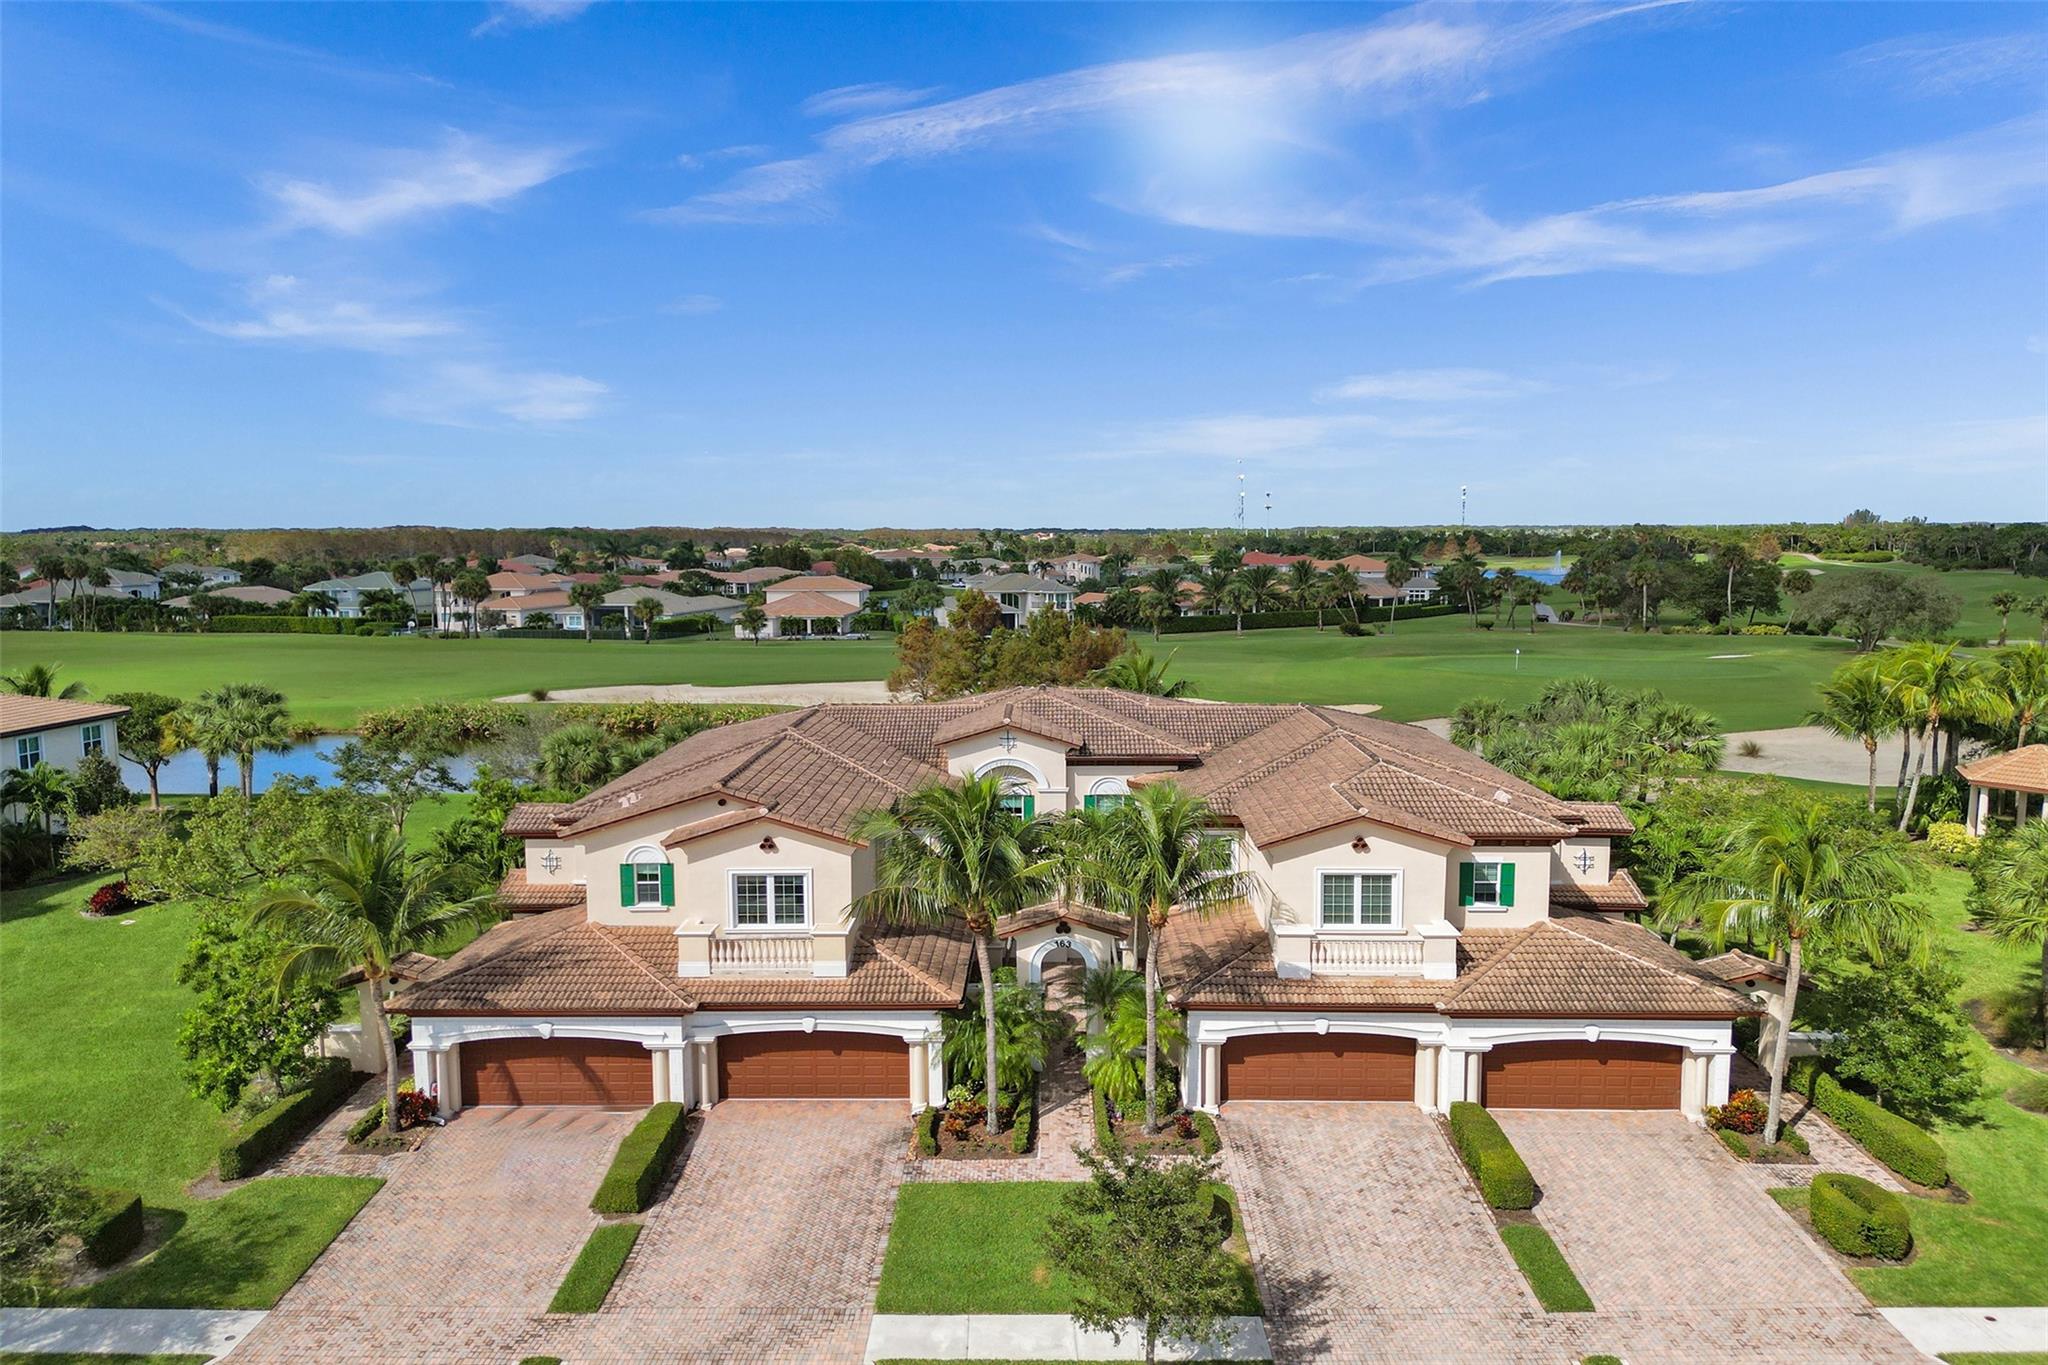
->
[1084,778,1129,812]
[633,862,665,906]
[732,871,809,928]
[15,736,40,770]
[81,724,103,757]
[1319,871,1400,929]
[1470,861,1505,908]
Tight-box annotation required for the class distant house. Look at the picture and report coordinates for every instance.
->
[597,590,742,631]
[703,546,754,570]
[159,563,242,588]
[704,566,799,597]
[0,572,160,624]
[740,575,873,639]
[939,573,1075,629]
[1054,553,1102,583]
[164,585,294,611]
[302,571,432,620]
[2,695,129,829]
[499,554,558,574]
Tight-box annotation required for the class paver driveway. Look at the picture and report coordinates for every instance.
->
[231,1107,633,1363]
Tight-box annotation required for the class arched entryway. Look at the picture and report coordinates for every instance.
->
[1023,932,1099,986]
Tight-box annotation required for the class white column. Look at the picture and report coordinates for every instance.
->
[907,1042,929,1112]
[1202,1041,1222,1113]
[697,1036,719,1108]
[1679,1055,1704,1121]
[668,1047,692,1110]
[1414,1045,1440,1112]
[1466,1050,1484,1105]
[1707,1051,1732,1108]
[651,1048,671,1105]
[1969,784,1989,837]
[411,1044,435,1097]
[433,1048,459,1116]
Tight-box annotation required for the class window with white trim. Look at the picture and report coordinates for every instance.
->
[14,736,40,770]
[1083,778,1129,812]
[1470,860,1505,908]
[732,871,809,928]
[1319,871,1399,928]
[633,862,665,906]
[81,724,104,757]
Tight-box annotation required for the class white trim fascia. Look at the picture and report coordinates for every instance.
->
[1187,1011,1453,1047]
[1446,1017,1735,1054]
[689,1008,944,1044]
[408,1015,687,1053]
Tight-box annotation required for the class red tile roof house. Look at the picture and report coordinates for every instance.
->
[392,688,1753,1118]
[736,575,872,639]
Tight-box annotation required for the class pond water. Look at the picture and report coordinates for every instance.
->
[122,738,480,796]
[1484,567,1568,585]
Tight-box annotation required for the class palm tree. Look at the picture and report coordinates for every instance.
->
[1882,643,2006,831]
[1285,559,1320,611]
[631,596,663,643]
[1665,797,1925,1143]
[1090,649,1191,697]
[197,683,293,798]
[1969,824,2048,1037]
[1511,578,1543,633]
[289,590,337,618]
[1077,962,1142,1030]
[736,603,768,642]
[1,763,72,840]
[568,582,606,641]
[1196,566,1236,619]
[1071,783,1249,1133]
[2029,595,2048,645]
[852,775,1055,1135]
[0,663,87,699]
[1998,643,2048,747]
[1991,591,2020,646]
[174,692,233,798]
[1324,563,1363,626]
[1240,564,1285,613]
[1448,547,1488,624]
[1488,567,1519,626]
[1714,541,1750,619]
[1082,991,1186,1114]
[1217,578,1255,635]
[1806,659,1900,812]
[32,554,64,627]
[451,569,492,637]
[1624,556,1659,631]
[1381,551,1418,632]
[1449,697,1512,752]
[251,826,498,1134]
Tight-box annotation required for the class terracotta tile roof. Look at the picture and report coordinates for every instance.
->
[766,575,871,593]
[1157,903,1755,1018]
[1076,592,1108,605]
[934,699,1087,749]
[495,869,588,912]
[487,572,569,593]
[1560,802,1635,836]
[995,899,1132,939]
[503,802,573,837]
[1546,870,1648,912]
[0,695,129,738]
[390,911,972,1015]
[1700,948,1787,985]
[761,591,863,619]
[706,566,799,585]
[481,590,573,612]
[1959,745,2048,795]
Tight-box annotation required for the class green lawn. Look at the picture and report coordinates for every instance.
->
[875,1182,1260,1316]
[1497,1223,1594,1312]
[547,1222,642,1313]
[1776,558,2035,644]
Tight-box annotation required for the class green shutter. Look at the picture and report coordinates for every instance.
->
[619,863,636,906]
[1458,862,1475,907]
[659,862,675,906]
[1082,794,1098,811]
[1499,862,1516,907]
[1021,794,1036,818]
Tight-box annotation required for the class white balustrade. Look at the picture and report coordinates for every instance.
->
[711,934,815,973]
[1311,934,1424,975]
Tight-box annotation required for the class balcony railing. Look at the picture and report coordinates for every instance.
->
[711,934,815,974]
[1311,934,1424,976]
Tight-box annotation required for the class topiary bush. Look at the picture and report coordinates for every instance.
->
[1191,1110,1221,1156]
[590,1102,689,1215]
[1009,1081,1038,1155]
[912,1105,941,1157]
[1809,1172,1911,1260]
[1792,1061,1948,1188]
[1447,1102,1535,1210]
[79,1188,144,1267]
[216,1057,356,1180]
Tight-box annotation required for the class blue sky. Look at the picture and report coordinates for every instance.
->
[4,1,2044,531]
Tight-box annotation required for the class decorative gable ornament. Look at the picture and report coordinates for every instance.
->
[539,851,563,874]
[1350,835,1370,853]
[758,835,778,853]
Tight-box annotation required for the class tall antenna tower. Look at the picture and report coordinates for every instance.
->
[1460,484,1468,528]
[1236,461,1246,536]
[1264,490,1272,530]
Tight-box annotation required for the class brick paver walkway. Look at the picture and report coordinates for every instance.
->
[260,1074,415,1180]
[229,1107,632,1363]
[904,1040,1095,1183]
[1729,1055,1906,1191]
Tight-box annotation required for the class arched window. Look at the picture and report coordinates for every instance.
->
[1083,777,1130,812]
[985,765,1036,819]
[620,845,672,909]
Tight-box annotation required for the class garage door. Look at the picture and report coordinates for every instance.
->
[1222,1033,1415,1102]
[1482,1041,1681,1110]
[460,1037,653,1108]
[718,1032,908,1099]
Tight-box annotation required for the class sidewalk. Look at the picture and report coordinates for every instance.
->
[0,1306,267,1361]
[1879,1307,2048,1356]
[865,1313,1271,1362]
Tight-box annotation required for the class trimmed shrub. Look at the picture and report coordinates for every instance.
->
[1447,1102,1535,1210]
[1197,1185,1236,1242]
[1923,821,1978,867]
[590,1102,689,1215]
[1092,1086,1114,1148]
[1010,1081,1038,1155]
[1708,1088,1767,1135]
[1780,1125,1811,1156]
[1792,1060,1948,1188]
[913,1105,941,1157]
[347,1099,388,1145]
[1809,1173,1912,1260]
[1161,602,1457,634]
[217,1057,356,1180]
[1715,1127,1750,1160]
[548,1222,642,1313]
[79,1188,145,1267]
[208,615,349,634]
[1190,1109,1221,1156]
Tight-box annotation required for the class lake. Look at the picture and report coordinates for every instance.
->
[122,737,480,796]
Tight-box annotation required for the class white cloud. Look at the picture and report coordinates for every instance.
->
[676,144,772,171]
[380,361,608,426]
[266,132,576,236]
[1095,409,1496,462]
[473,0,595,37]
[185,276,458,352]
[800,83,942,118]
[1319,368,1547,402]
[1844,31,2048,97]
[662,293,723,315]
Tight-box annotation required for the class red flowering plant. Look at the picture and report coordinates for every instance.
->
[85,881,139,917]
[1708,1088,1768,1135]
[394,1089,438,1129]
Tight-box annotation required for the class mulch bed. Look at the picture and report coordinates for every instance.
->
[1100,1110,1205,1155]
[923,1098,1032,1160]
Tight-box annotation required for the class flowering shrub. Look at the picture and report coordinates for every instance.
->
[85,880,139,916]
[1172,1112,1197,1140]
[394,1089,438,1129]
[1709,1088,1768,1135]
[1924,821,1977,868]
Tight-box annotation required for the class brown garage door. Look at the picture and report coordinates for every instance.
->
[1222,1032,1415,1102]
[718,1031,908,1099]
[460,1037,653,1108]
[1482,1041,1681,1110]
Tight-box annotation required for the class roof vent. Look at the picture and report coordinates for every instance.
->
[1493,789,1513,803]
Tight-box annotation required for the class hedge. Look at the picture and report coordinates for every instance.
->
[1809,1173,1912,1260]
[1010,1081,1039,1155]
[1792,1060,1947,1188]
[80,1187,145,1267]
[1447,1102,1536,1209]
[1092,1087,1114,1149]
[1191,1109,1221,1156]
[217,1057,358,1180]
[913,1106,941,1157]
[590,1102,689,1214]
[548,1222,642,1313]
[1158,602,1458,634]
[207,615,350,634]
